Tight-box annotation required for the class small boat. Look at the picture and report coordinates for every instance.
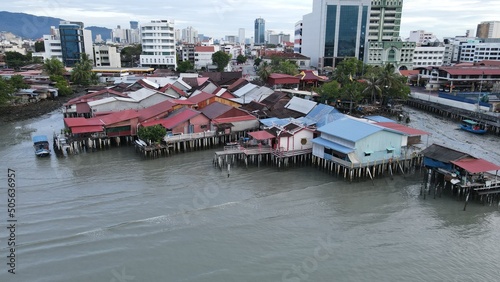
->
[459,119,487,134]
[33,135,51,157]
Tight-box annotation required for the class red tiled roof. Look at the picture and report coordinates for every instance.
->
[451,158,500,173]
[399,70,420,77]
[441,67,500,76]
[268,73,300,85]
[71,125,104,134]
[376,122,430,136]
[212,115,257,124]
[137,100,175,123]
[64,117,103,127]
[159,83,186,96]
[95,109,140,125]
[195,46,215,52]
[65,89,128,106]
[248,130,276,140]
[172,99,196,105]
[142,108,201,129]
[187,92,215,104]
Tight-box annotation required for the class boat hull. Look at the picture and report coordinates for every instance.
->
[459,125,487,134]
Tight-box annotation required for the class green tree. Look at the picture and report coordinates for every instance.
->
[34,41,45,52]
[71,53,95,87]
[0,78,15,104]
[138,125,167,144]
[332,58,364,85]
[176,60,194,73]
[315,80,341,105]
[257,61,272,82]
[211,51,231,72]
[43,58,65,76]
[8,75,29,90]
[120,44,142,67]
[50,75,72,97]
[274,60,298,76]
[5,51,29,70]
[254,58,262,67]
[362,75,382,104]
[236,54,247,64]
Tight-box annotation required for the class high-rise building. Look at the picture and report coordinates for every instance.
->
[130,21,139,30]
[140,20,177,69]
[365,0,414,70]
[408,30,439,46]
[238,28,245,44]
[182,26,198,44]
[476,21,500,39]
[59,21,93,67]
[254,18,265,45]
[294,21,303,53]
[301,0,370,68]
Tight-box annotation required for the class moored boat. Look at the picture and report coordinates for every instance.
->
[33,135,51,157]
[459,119,487,134]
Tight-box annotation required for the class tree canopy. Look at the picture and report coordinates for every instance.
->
[138,125,167,144]
[43,57,65,76]
[176,60,194,73]
[211,51,231,72]
[5,51,38,70]
[236,54,247,64]
[71,53,98,87]
[120,44,142,67]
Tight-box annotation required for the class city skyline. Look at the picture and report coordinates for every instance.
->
[4,0,500,40]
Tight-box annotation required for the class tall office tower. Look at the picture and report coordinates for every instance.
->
[301,0,370,68]
[182,26,198,44]
[130,21,139,30]
[139,20,177,69]
[476,21,500,38]
[59,21,93,67]
[254,18,265,45]
[238,28,245,44]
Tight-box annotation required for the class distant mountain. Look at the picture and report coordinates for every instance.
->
[0,11,112,42]
[86,26,112,42]
[0,11,63,39]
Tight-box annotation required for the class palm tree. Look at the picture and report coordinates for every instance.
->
[362,75,382,104]
[376,64,399,104]
[257,61,272,83]
[43,58,65,76]
[71,53,94,86]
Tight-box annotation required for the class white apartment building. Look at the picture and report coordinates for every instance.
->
[459,41,500,63]
[238,28,245,44]
[412,46,445,68]
[140,20,177,69]
[194,46,217,70]
[294,21,303,54]
[182,26,198,44]
[408,30,439,46]
[93,45,121,68]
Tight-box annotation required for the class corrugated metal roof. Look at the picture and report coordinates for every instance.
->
[365,116,396,123]
[285,97,317,115]
[127,88,159,101]
[376,122,430,136]
[233,83,258,97]
[248,130,276,140]
[200,102,233,119]
[71,125,104,134]
[142,108,201,129]
[318,117,383,142]
[451,158,500,173]
[420,144,470,163]
[312,137,354,154]
[187,92,215,104]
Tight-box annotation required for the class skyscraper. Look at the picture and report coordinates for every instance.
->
[59,21,93,67]
[301,0,370,68]
[238,28,245,44]
[254,18,265,45]
[130,21,139,30]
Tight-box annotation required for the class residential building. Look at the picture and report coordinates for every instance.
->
[412,46,445,68]
[194,46,216,70]
[269,32,291,45]
[238,28,245,44]
[294,21,303,53]
[139,20,177,69]
[178,43,196,64]
[459,40,500,63]
[59,21,93,67]
[182,26,198,44]
[408,30,439,46]
[254,18,266,45]
[476,21,500,39]
[93,45,121,68]
[225,35,237,44]
[442,36,475,65]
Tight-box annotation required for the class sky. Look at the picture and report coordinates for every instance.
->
[4,0,500,40]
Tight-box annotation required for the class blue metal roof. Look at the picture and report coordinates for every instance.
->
[312,137,354,154]
[364,116,396,123]
[317,117,383,142]
[259,117,281,127]
[32,135,49,143]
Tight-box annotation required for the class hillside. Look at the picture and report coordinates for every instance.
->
[0,11,111,41]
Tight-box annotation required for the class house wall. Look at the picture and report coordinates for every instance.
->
[91,100,141,115]
[354,131,403,163]
[231,120,259,132]
[170,115,210,134]
[321,132,354,149]
[278,129,314,151]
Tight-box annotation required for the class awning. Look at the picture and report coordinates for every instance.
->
[248,130,275,140]
[312,137,354,154]
[451,158,500,174]
[71,125,104,134]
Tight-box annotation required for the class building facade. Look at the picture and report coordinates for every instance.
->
[476,21,500,39]
[408,30,439,46]
[459,41,500,63]
[412,46,445,68]
[59,21,93,67]
[182,26,198,44]
[294,21,303,54]
[301,0,370,68]
[254,18,266,45]
[93,45,121,68]
[238,28,245,44]
[139,20,177,69]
